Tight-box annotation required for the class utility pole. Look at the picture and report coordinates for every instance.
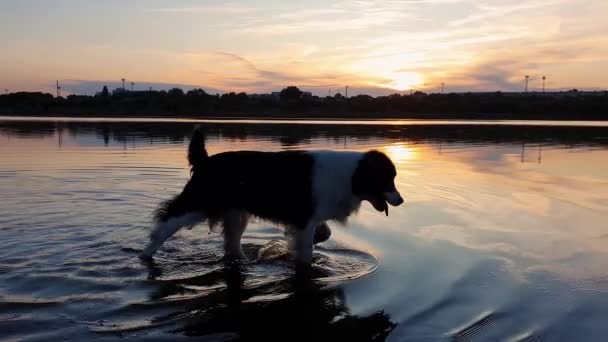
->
[121,78,126,90]
[441,82,445,94]
[56,80,61,98]
[542,75,546,93]
[524,75,530,93]
[345,85,349,99]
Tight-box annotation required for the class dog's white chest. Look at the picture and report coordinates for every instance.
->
[309,151,362,221]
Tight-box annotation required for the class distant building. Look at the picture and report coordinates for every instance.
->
[107,88,155,96]
[247,93,273,100]
[448,90,608,97]
[269,90,313,101]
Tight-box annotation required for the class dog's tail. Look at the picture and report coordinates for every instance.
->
[188,125,208,171]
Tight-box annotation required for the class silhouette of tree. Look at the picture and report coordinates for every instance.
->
[280,86,303,102]
[168,88,184,97]
[187,88,207,97]
[1,88,607,119]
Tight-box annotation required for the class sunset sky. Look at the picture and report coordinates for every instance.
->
[1,0,607,96]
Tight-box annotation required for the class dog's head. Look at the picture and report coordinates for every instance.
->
[352,150,404,216]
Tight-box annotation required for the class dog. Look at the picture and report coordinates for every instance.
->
[140,126,403,265]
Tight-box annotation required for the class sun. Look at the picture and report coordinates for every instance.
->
[387,72,424,91]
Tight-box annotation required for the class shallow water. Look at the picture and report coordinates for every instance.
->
[1,118,608,341]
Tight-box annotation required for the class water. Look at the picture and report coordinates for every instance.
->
[1,118,608,341]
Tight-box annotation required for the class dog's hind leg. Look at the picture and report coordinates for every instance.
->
[286,222,331,246]
[294,220,319,265]
[222,210,250,260]
[140,212,206,260]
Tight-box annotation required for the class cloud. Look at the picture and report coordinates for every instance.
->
[332,0,608,92]
[212,52,288,81]
[448,0,564,27]
[145,4,255,15]
[58,72,398,97]
[182,51,298,90]
[237,0,422,34]
[4,0,607,94]
[171,49,405,96]
[444,60,532,92]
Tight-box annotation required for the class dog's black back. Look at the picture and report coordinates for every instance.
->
[190,150,315,228]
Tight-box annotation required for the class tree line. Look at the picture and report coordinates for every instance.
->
[1,85,607,120]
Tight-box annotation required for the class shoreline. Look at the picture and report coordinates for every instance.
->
[2,115,608,127]
[2,112,608,120]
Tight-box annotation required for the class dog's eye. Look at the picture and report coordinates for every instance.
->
[384,181,396,191]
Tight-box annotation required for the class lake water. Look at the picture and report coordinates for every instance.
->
[1,117,608,341]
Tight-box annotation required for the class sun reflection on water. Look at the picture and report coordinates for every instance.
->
[383,143,417,163]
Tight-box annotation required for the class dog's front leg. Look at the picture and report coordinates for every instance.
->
[222,210,249,260]
[294,220,318,265]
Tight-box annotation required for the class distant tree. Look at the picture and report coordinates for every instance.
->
[187,88,207,97]
[168,88,184,97]
[1,86,607,118]
[280,86,302,102]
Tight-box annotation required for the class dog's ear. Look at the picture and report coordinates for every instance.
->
[352,150,397,196]
[352,152,376,196]
[369,151,397,181]
[355,150,394,177]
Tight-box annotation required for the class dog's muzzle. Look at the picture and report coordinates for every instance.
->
[384,191,404,207]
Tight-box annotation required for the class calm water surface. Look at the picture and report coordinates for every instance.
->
[1,118,608,341]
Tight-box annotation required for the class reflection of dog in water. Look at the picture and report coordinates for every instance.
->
[180,265,396,340]
[141,262,396,340]
[140,126,403,265]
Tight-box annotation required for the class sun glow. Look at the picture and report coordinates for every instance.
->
[387,72,424,91]
[384,143,417,163]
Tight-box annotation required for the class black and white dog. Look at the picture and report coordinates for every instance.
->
[140,127,403,265]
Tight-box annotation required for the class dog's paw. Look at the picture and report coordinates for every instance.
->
[222,251,248,263]
[313,223,332,244]
[138,253,154,262]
